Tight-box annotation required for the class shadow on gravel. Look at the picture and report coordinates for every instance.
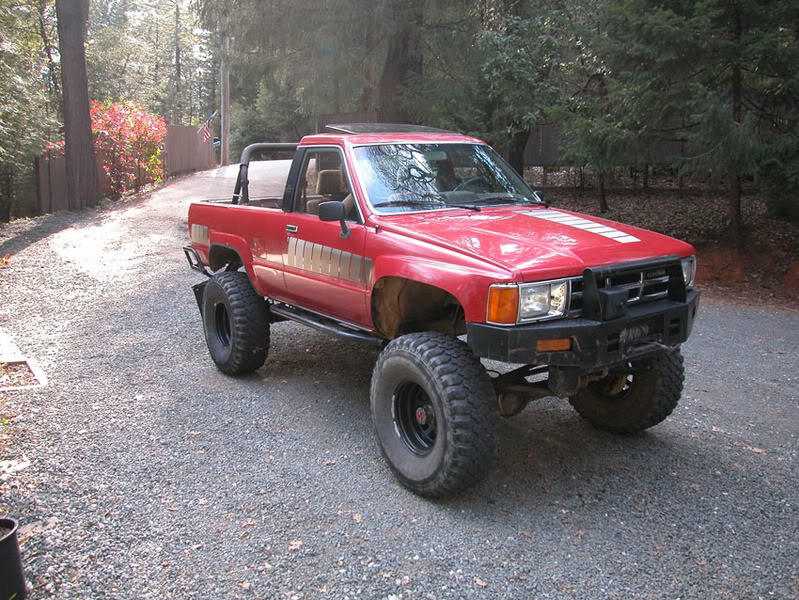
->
[0,211,90,257]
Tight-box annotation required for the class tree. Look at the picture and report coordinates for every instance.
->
[56,0,100,210]
[601,0,799,240]
[0,0,59,221]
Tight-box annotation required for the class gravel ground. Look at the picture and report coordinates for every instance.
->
[1,165,798,599]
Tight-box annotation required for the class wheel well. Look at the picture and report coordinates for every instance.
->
[208,244,243,272]
[371,277,466,340]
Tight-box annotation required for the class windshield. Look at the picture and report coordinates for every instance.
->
[352,143,540,214]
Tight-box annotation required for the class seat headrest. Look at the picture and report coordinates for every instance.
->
[317,169,346,195]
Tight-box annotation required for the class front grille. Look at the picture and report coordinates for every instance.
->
[569,263,675,318]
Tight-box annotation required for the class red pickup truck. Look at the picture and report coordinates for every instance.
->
[185,124,700,497]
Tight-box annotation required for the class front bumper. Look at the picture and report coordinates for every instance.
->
[467,289,700,369]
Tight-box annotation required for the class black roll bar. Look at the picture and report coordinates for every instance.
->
[232,142,299,204]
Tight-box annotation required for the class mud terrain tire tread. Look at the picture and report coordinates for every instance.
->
[203,271,270,376]
[370,332,498,497]
[569,349,684,433]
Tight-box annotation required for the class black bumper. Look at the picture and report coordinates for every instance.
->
[467,289,700,369]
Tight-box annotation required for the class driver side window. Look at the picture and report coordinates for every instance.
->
[295,149,358,222]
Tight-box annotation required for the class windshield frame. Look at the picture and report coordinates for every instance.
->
[350,141,541,217]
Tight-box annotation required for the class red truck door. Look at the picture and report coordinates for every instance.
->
[280,147,371,328]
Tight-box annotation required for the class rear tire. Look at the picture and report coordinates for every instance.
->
[569,349,684,433]
[202,271,270,375]
[370,332,498,497]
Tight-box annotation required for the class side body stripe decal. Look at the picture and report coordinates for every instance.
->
[286,238,372,285]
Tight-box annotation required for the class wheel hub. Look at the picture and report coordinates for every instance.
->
[393,382,437,456]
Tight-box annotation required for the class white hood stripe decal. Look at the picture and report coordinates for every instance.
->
[524,209,641,244]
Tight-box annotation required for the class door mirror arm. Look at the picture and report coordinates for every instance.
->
[318,201,351,239]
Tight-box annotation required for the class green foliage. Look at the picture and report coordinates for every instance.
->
[229,77,310,160]
[0,0,59,221]
[87,0,216,125]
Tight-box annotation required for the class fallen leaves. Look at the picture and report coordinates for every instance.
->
[352,513,363,524]
[475,576,488,588]
[288,540,303,552]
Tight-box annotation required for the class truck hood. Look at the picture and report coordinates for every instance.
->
[376,206,695,280]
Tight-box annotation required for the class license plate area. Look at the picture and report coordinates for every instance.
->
[607,319,661,353]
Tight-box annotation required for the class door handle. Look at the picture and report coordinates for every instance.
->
[286,224,298,233]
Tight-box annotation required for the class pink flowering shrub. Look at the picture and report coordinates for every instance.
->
[90,101,167,199]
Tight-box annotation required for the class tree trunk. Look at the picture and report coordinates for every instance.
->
[507,129,530,176]
[729,3,744,243]
[56,0,100,210]
[729,174,743,241]
[598,173,609,212]
[220,34,230,165]
[642,163,649,190]
[0,165,12,222]
[377,0,423,123]
[359,0,376,112]
[174,3,182,124]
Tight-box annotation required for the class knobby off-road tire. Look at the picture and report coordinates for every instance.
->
[202,271,270,376]
[569,348,684,433]
[370,332,499,497]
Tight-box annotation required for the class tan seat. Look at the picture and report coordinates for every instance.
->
[308,169,353,217]
[316,169,345,195]
[307,193,356,219]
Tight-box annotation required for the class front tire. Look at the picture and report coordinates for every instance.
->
[202,271,270,375]
[569,349,684,433]
[370,332,498,497]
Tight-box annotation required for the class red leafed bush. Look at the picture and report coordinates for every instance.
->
[90,101,167,199]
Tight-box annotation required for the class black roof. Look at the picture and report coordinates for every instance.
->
[325,123,456,135]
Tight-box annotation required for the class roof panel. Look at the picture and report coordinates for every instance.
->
[325,123,455,135]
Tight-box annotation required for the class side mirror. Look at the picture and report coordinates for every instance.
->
[533,190,549,207]
[318,201,351,239]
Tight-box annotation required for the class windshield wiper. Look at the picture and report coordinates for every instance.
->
[469,193,532,206]
[374,193,481,212]
[373,199,445,208]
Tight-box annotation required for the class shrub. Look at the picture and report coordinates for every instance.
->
[90,101,167,199]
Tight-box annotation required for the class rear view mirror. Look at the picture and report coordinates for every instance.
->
[318,201,350,239]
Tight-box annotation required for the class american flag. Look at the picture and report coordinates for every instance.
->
[198,110,217,142]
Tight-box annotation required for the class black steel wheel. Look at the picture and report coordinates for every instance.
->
[394,382,437,455]
[371,332,498,497]
[569,349,684,433]
[202,271,270,376]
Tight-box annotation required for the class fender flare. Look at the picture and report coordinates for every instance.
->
[207,232,264,296]
[370,255,511,323]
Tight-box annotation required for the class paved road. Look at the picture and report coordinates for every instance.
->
[1,164,797,599]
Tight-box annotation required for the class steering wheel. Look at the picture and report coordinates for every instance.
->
[454,175,487,191]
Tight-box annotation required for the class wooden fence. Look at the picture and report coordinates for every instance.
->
[35,124,215,216]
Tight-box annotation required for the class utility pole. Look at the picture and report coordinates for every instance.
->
[220,34,230,165]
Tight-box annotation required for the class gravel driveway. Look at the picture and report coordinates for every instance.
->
[1,165,798,599]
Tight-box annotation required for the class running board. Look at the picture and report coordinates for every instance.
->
[269,303,386,347]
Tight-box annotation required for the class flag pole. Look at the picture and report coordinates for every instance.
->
[197,110,219,133]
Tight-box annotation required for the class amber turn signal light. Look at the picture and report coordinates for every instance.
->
[487,285,519,324]
[536,338,572,352]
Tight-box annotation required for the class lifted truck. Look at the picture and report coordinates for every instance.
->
[185,123,700,497]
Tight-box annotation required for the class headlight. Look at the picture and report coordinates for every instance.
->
[488,279,570,325]
[681,256,696,287]
[519,281,569,321]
